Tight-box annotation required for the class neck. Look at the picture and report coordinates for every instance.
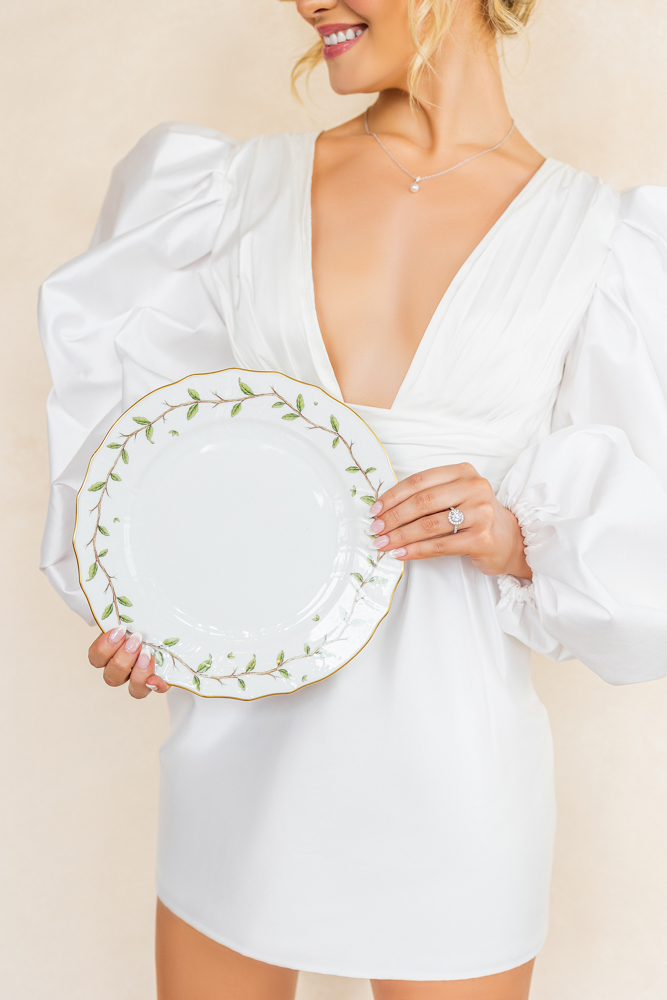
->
[370,8,512,155]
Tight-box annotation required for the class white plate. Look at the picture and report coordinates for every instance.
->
[74,369,403,699]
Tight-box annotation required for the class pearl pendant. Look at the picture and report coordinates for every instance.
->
[410,180,420,193]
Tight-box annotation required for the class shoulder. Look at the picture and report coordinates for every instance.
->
[93,123,313,243]
[618,183,667,232]
[93,122,240,243]
[595,182,667,299]
[551,163,667,292]
[570,179,667,379]
[518,158,620,252]
[560,161,667,256]
[123,120,239,169]
[126,122,311,172]
[612,184,667,267]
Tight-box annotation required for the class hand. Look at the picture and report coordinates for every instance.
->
[368,463,532,579]
[88,627,170,699]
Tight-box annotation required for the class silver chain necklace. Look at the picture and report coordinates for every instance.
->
[363,109,516,193]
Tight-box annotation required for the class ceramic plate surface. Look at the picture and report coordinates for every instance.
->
[74,369,403,699]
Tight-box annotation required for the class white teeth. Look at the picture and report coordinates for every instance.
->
[324,28,363,46]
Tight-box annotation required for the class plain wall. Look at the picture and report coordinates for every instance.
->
[1,1,666,997]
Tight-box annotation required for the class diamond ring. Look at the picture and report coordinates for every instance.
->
[448,507,465,533]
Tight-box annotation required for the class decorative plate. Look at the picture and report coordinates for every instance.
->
[74,369,403,700]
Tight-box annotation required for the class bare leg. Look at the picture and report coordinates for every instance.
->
[155,899,299,1000]
[371,959,535,1000]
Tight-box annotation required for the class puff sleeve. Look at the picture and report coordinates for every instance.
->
[39,122,237,621]
[495,187,667,684]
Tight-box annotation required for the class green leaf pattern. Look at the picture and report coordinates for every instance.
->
[83,375,392,696]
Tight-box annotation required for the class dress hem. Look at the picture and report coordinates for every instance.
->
[156,891,546,982]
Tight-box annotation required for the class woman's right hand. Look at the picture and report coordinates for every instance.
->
[88,627,170,699]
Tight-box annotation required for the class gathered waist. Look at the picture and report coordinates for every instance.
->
[350,406,532,491]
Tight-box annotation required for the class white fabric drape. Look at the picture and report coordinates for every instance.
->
[39,124,238,619]
[496,188,667,683]
[38,123,667,979]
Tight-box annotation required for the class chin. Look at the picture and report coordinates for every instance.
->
[326,60,402,97]
[327,74,382,96]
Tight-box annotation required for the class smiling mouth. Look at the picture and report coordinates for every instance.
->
[317,23,367,60]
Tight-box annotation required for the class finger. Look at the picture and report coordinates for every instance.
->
[145,675,170,694]
[371,481,472,539]
[128,650,160,699]
[89,625,128,668]
[387,530,473,562]
[102,631,143,688]
[372,505,470,553]
[369,464,475,519]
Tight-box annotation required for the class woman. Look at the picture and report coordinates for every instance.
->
[39,0,667,997]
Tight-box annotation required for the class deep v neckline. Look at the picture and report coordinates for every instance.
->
[302,130,558,413]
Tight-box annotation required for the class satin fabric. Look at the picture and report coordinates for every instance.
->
[39,123,667,979]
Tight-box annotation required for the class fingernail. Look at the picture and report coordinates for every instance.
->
[392,547,407,558]
[124,631,143,653]
[146,683,159,692]
[369,519,385,534]
[368,501,383,516]
[107,626,126,643]
[373,535,389,549]
[135,651,151,671]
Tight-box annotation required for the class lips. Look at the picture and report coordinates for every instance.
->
[317,23,367,61]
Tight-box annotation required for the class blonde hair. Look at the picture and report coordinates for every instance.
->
[282,0,537,96]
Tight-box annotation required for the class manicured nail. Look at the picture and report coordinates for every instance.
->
[373,535,389,549]
[392,548,407,558]
[146,684,159,692]
[124,631,143,653]
[369,519,385,534]
[107,626,126,643]
[135,651,151,671]
[368,500,383,517]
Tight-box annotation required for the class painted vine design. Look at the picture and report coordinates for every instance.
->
[85,377,389,692]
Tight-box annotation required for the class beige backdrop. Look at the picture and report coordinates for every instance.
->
[1,1,666,997]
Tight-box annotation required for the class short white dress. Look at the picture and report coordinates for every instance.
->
[39,123,667,980]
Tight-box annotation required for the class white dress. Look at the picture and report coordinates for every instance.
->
[39,123,667,980]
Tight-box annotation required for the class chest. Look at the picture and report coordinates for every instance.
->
[212,134,615,443]
[310,139,544,409]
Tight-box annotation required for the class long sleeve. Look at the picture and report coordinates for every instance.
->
[495,186,667,684]
[39,122,238,621]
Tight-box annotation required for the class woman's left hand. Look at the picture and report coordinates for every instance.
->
[368,463,532,579]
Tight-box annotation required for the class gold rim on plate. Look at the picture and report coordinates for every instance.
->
[73,367,404,700]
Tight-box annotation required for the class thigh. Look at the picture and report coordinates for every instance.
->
[371,959,535,1000]
[155,899,299,1000]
